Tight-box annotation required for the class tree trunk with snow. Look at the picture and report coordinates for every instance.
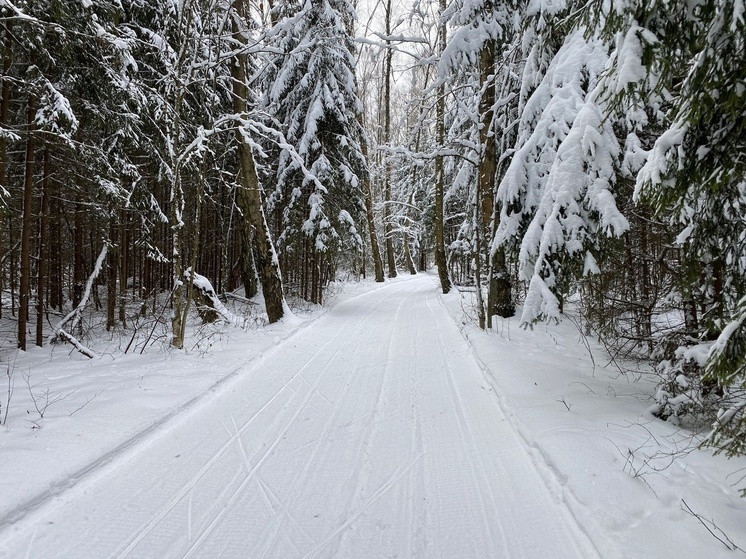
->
[36,148,50,347]
[18,93,36,350]
[480,41,514,325]
[434,0,451,295]
[360,120,384,283]
[382,0,397,279]
[0,34,10,321]
[231,0,285,323]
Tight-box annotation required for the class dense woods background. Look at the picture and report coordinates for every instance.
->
[0,1,744,460]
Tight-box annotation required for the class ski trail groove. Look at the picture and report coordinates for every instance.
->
[114,337,339,558]
[424,293,502,559]
[185,283,413,559]
[301,453,424,559]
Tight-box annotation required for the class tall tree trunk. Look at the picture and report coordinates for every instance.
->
[418,234,427,272]
[231,0,285,322]
[181,168,205,340]
[236,188,258,298]
[0,34,11,320]
[434,0,451,294]
[36,148,50,346]
[119,207,127,327]
[403,192,417,275]
[359,118,384,282]
[107,217,117,330]
[19,93,36,350]
[481,41,515,325]
[473,197,486,330]
[383,0,397,278]
[73,189,85,310]
[49,173,62,311]
[169,126,185,348]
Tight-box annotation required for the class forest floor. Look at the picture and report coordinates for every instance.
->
[0,273,745,558]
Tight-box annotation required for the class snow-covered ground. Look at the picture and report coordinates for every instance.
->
[0,273,744,558]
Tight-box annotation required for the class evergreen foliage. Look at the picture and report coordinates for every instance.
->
[261,0,366,301]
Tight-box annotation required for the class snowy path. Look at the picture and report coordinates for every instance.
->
[0,275,598,558]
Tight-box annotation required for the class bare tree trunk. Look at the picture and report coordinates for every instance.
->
[236,188,258,297]
[49,173,62,310]
[481,41,514,325]
[180,166,206,345]
[36,148,49,346]
[107,217,117,330]
[404,193,417,275]
[0,34,11,320]
[434,0,451,294]
[231,0,285,322]
[359,119,384,282]
[119,207,127,327]
[73,190,85,310]
[170,169,185,348]
[364,175,385,282]
[473,198,486,329]
[383,0,397,278]
[19,93,36,350]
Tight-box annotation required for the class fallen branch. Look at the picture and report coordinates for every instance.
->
[56,329,98,359]
[681,499,744,553]
[224,291,258,305]
[49,243,108,350]
[185,269,243,327]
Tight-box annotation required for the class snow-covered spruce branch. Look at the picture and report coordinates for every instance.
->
[0,0,46,24]
[245,120,327,193]
[173,112,327,199]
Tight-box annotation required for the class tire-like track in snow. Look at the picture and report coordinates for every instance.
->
[0,275,598,558]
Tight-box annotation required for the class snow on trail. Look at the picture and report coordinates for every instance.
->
[0,276,597,558]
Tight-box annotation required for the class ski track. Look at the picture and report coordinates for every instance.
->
[0,276,599,558]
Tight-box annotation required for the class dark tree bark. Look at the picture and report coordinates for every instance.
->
[403,192,417,275]
[19,93,36,350]
[360,120,384,282]
[36,148,50,346]
[434,0,451,294]
[48,169,63,311]
[119,208,127,327]
[480,41,514,325]
[73,189,85,310]
[231,0,285,322]
[383,0,397,278]
[236,188,258,298]
[0,33,11,320]
[107,218,117,331]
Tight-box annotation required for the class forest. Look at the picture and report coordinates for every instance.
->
[0,0,745,462]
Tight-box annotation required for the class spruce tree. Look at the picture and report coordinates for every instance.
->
[262,0,367,303]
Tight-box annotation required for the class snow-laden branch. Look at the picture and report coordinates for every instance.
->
[185,269,243,327]
[49,244,108,358]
